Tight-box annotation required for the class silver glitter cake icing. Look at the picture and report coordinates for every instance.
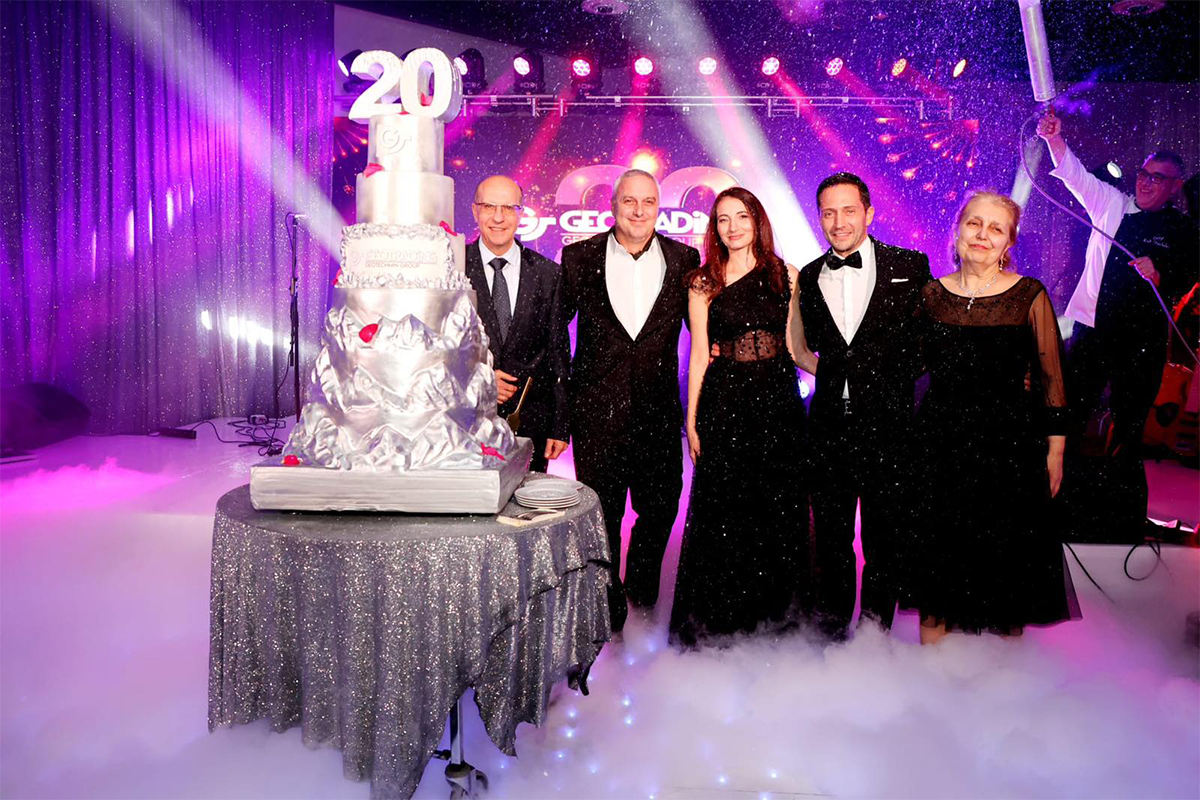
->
[251,52,528,511]
[290,284,513,470]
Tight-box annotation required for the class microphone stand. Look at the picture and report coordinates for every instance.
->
[285,213,303,422]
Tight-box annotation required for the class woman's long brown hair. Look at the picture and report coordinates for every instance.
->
[686,186,787,298]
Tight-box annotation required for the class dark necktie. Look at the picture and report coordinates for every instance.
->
[826,250,863,271]
[489,257,512,342]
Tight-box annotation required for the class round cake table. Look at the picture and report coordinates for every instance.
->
[207,484,611,800]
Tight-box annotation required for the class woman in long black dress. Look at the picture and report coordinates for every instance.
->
[669,187,808,647]
[911,190,1080,644]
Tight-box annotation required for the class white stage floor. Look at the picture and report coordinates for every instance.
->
[1,419,1196,799]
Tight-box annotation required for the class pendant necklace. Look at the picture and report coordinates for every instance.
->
[959,269,1002,311]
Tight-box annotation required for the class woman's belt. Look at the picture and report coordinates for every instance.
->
[713,329,784,362]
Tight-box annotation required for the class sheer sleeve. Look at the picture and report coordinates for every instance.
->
[1028,288,1068,435]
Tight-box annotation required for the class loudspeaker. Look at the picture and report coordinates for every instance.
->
[0,383,91,453]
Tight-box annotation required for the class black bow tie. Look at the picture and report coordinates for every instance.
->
[826,250,863,270]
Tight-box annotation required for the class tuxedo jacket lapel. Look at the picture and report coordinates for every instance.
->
[511,245,537,326]
[588,232,634,342]
[467,240,503,349]
[634,233,682,343]
[853,238,897,345]
[803,264,850,349]
[504,243,540,354]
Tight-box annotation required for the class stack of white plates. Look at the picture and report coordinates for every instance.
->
[514,478,582,509]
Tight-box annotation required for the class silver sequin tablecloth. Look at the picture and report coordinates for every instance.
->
[208,484,610,799]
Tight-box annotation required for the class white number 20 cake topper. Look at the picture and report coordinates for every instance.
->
[348,48,463,123]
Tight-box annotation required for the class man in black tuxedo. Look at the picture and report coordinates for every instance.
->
[466,175,569,472]
[789,172,931,639]
[560,169,700,631]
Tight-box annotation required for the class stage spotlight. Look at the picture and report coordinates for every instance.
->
[572,57,593,78]
[754,56,780,94]
[513,50,545,94]
[631,56,659,95]
[630,150,661,175]
[825,57,844,77]
[570,56,602,96]
[337,49,362,78]
[891,57,907,77]
[1089,163,1122,189]
[698,57,717,76]
[455,48,486,94]
[953,58,968,78]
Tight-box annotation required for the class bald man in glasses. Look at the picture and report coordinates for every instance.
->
[466,175,569,473]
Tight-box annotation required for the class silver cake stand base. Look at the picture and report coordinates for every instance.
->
[248,438,533,513]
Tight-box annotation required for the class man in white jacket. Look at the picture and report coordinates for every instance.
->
[1038,111,1198,536]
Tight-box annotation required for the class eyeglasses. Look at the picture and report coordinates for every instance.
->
[1136,169,1180,185]
[473,202,523,217]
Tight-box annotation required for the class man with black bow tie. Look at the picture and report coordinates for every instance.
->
[789,172,931,640]
[466,175,569,472]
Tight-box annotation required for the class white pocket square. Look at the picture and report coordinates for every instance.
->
[890,277,910,283]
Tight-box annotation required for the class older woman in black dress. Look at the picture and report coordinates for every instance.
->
[669,187,809,647]
[909,190,1080,644]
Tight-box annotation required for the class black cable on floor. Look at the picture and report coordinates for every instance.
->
[170,418,287,456]
[1066,522,1185,600]
[179,419,244,444]
[1063,542,1114,603]
[226,417,287,456]
[1124,538,1171,582]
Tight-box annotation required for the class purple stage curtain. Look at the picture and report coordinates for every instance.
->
[0,1,333,434]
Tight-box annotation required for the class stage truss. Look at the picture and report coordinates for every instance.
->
[335,94,955,121]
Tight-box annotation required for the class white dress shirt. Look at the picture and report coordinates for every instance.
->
[818,236,876,398]
[478,240,521,313]
[605,232,666,339]
[1049,143,1140,328]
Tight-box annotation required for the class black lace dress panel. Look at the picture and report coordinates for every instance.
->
[669,267,810,647]
[906,276,1081,632]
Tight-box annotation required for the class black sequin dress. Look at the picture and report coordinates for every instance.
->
[907,277,1081,632]
[669,267,809,647]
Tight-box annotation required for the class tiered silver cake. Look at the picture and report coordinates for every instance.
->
[251,103,530,512]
